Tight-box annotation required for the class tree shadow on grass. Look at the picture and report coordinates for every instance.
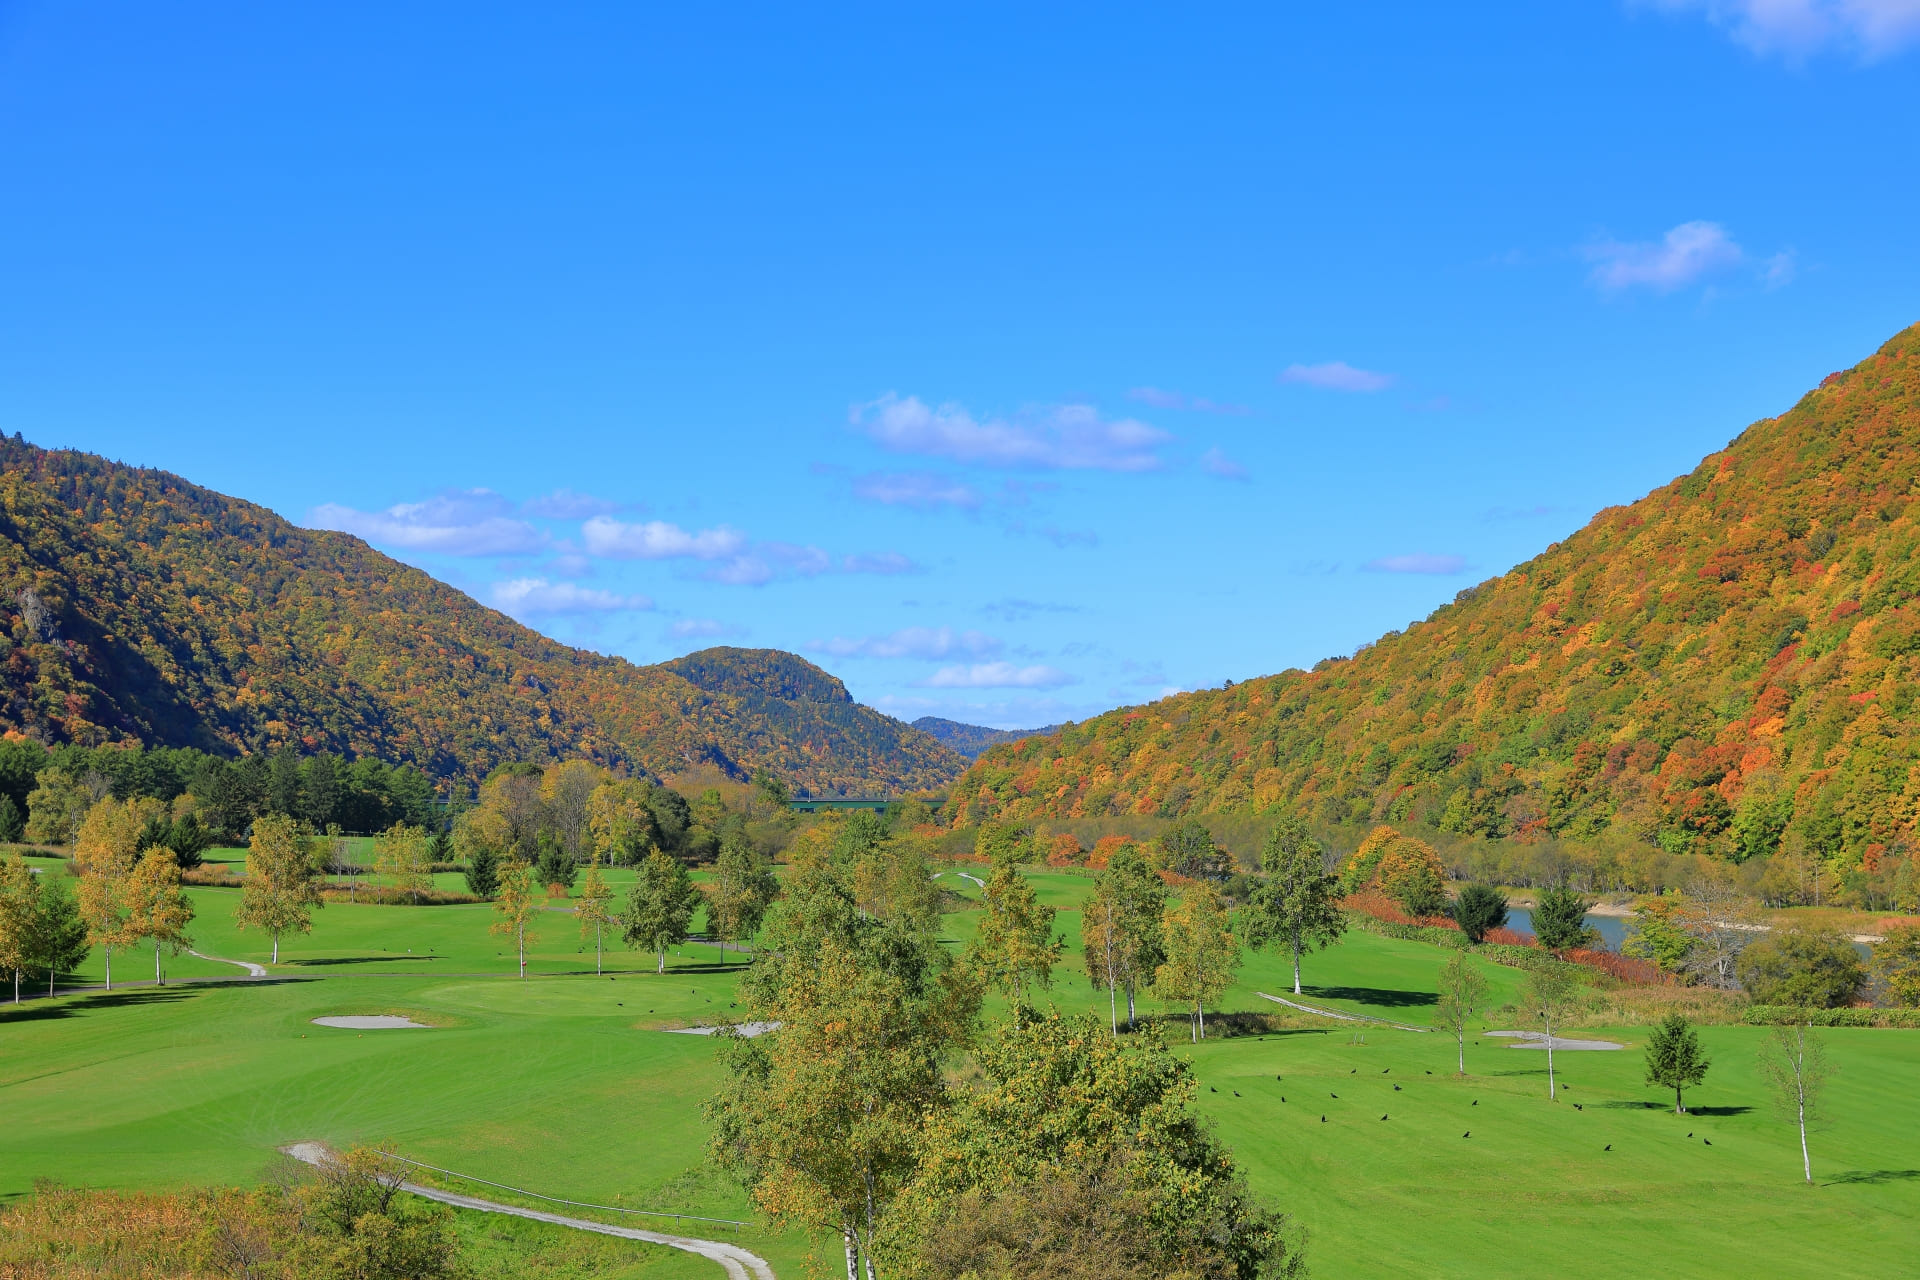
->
[1298,984,1437,1010]
[1687,1105,1752,1117]
[0,987,204,1025]
[286,955,440,966]
[1825,1169,1920,1186]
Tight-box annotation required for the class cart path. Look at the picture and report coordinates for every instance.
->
[189,950,268,978]
[282,1143,774,1280]
[1256,991,1432,1033]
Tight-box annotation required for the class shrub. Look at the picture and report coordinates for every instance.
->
[1745,1005,1920,1028]
[1736,927,1866,1007]
[1871,924,1920,1007]
[1533,887,1598,953]
[1452,883,1509,943]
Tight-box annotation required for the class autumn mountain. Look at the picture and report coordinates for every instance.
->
[954,322,1920,871]
[0,437,962,795]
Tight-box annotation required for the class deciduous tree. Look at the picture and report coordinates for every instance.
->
[1737,926,1866,1007]
[1155,883,1239,1042]
[490,859,542,979]
[1516,963,1579,1099]
[1758,1023,1833,1184]
[123,848,195,986]
[624,848,698,974]
[372,822,432,903]
[1871,924,1920,1007]
[234,813,323,963]
[1434,950,1489,1075]
[1242,814,1344,994]
[710,833,778,965]
[967,862,1061,1022]
[0,855,34,1002]
[575,856,615,974]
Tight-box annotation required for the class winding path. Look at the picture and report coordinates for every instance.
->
[189,950,268,978]
[1256,991,1431,1033]
[282,1144,774,1280]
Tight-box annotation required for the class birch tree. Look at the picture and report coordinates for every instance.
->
[1242,814,1345,995]
[1517,962,1578,1100]
[73,802,145,990]
[1759,1022,1833,1184]
[623,848,697,974]
[124,848,195,986]
[967,862,1061,1023]
[1080,877,1126,1034]
[1434,949,1489,1075]
[372,822,432,903]
[1155,883,1239,1042]
[575,856,615,974]
[1106,847,1166,1029]
[0,855,33,1002]
[709,835,777,965]
[490,860,542,979]
[234,813,323,963]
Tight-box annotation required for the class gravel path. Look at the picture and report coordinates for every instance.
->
[282,1143,774,1280]
[1256,991,1432,1033]
[661,1022,779,1037]
[189,950,268,978]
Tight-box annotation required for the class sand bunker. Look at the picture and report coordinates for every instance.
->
[311,1015,430,1030]
[1485,1029,1623,1051]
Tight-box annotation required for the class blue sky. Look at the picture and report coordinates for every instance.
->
[3,3,1918,729]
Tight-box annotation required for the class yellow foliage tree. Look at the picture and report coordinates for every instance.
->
[541,761,607,862]
[490,860,542,979]
[123,848,195,986]
[234,813,323,963]
[372,822,432,903]
[1155,883,1240,1042]
[587,778,656,865]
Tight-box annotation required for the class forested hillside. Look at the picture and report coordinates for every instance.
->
[911,716,1063,758]
[0,438,962,795]
[954,323,1920,874]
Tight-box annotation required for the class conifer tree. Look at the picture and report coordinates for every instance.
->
[1643,1014,1710,1115]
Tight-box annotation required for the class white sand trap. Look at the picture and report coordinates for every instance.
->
[660,1022,779,1038]
[312,1015,430,1030]
[1486,1030,1623,1051]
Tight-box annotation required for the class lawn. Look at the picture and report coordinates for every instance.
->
[2,863,1916,1278]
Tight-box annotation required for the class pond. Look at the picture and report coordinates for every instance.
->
[1502,906,1628,953]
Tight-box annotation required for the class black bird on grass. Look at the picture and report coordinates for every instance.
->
[1472,1099,1478,1106]
[1234,1091,1241,1097]
[1281,1097,1286,1102]
[1331,1092,1338,1099]
[1210,1086,1217,1092]
[1321,1115,1327,1123]
[1703,1139,1712,1146]
[1380,1114,1389,1121]
[1393,1084,1401,1091]
[1350,1068,1356,1074]
[1604,1144,1611,1151]
[1573,1103,1583,1111]
[1463,1131,1470,1138]
[1687,1132,1692,1138]
[1382,1068,1390,1074]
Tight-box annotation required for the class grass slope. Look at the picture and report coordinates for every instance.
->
[2,867,1915,1278]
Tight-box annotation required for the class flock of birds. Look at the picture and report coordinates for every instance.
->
[1203,1055,1718,1152]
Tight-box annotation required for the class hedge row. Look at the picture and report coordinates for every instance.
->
[1744,1006,1920,1028]
[1342,910,1551,972]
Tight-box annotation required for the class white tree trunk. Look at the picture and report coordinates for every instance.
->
[596,923,603,975]
[1544,1015,1557,1100]
[272,932,280,964]
[105,945,112,992]
[1292,922,1302,995]
[155,944,162,987]
[1456,1027,1465,1075]
[843,1228,859,1280]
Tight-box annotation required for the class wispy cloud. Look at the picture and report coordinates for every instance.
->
[705,545,919,587]
[491,577,654,614]
[521,489,622,519]
[1643,0,1920,60]
[1365,553,1468,575]
[979,598,1082,622]
[920,661,1077,690]
[851,394,1171,471]
[1762,250,1798,289]
[1583,220,1744,293]
[1199,447,1250,481]
[1127,387,1251,415]
[811,627,1003,660]
[672,619,739,640]
[852,471,982,510]
[1278,362,1396,393]
[582,516,746,560]
[308,490,546,556]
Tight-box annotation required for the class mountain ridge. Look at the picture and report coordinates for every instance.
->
[951,322,1920,875]
[0,437,963,796]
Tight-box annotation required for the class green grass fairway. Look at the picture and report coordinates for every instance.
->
[4,865,1917,1277]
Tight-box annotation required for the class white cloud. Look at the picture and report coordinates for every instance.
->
[703,545,919,586]
[1127,387,1251,415]
[705,556,774,586]
[1763,250,1798,288]
[852,471,982,509]
[920,662,1077,690]
[1644,0,1920,60]
[1278,362,1396,393]
[811,627,1004,660]
[1365,553,1468,574]
[308,490,547,556]
[1584,220,1744,292]
[582,516,747,560]
[1200,447,1250,481]
[850,394,1171,471]
[522,488,621,519]
[490,577,654,614]
[842,551,917,575]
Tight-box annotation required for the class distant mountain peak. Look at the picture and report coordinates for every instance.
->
[914,716,1065,759]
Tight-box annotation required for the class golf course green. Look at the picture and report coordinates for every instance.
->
[3,864,1915,1278]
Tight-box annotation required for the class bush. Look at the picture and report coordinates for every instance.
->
[1452,883,1509,944]
[1533,887,1598,953]
[1736,927,1866,1007]
[1744,1005,1920,1028]
[1871,924,1920,1007]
